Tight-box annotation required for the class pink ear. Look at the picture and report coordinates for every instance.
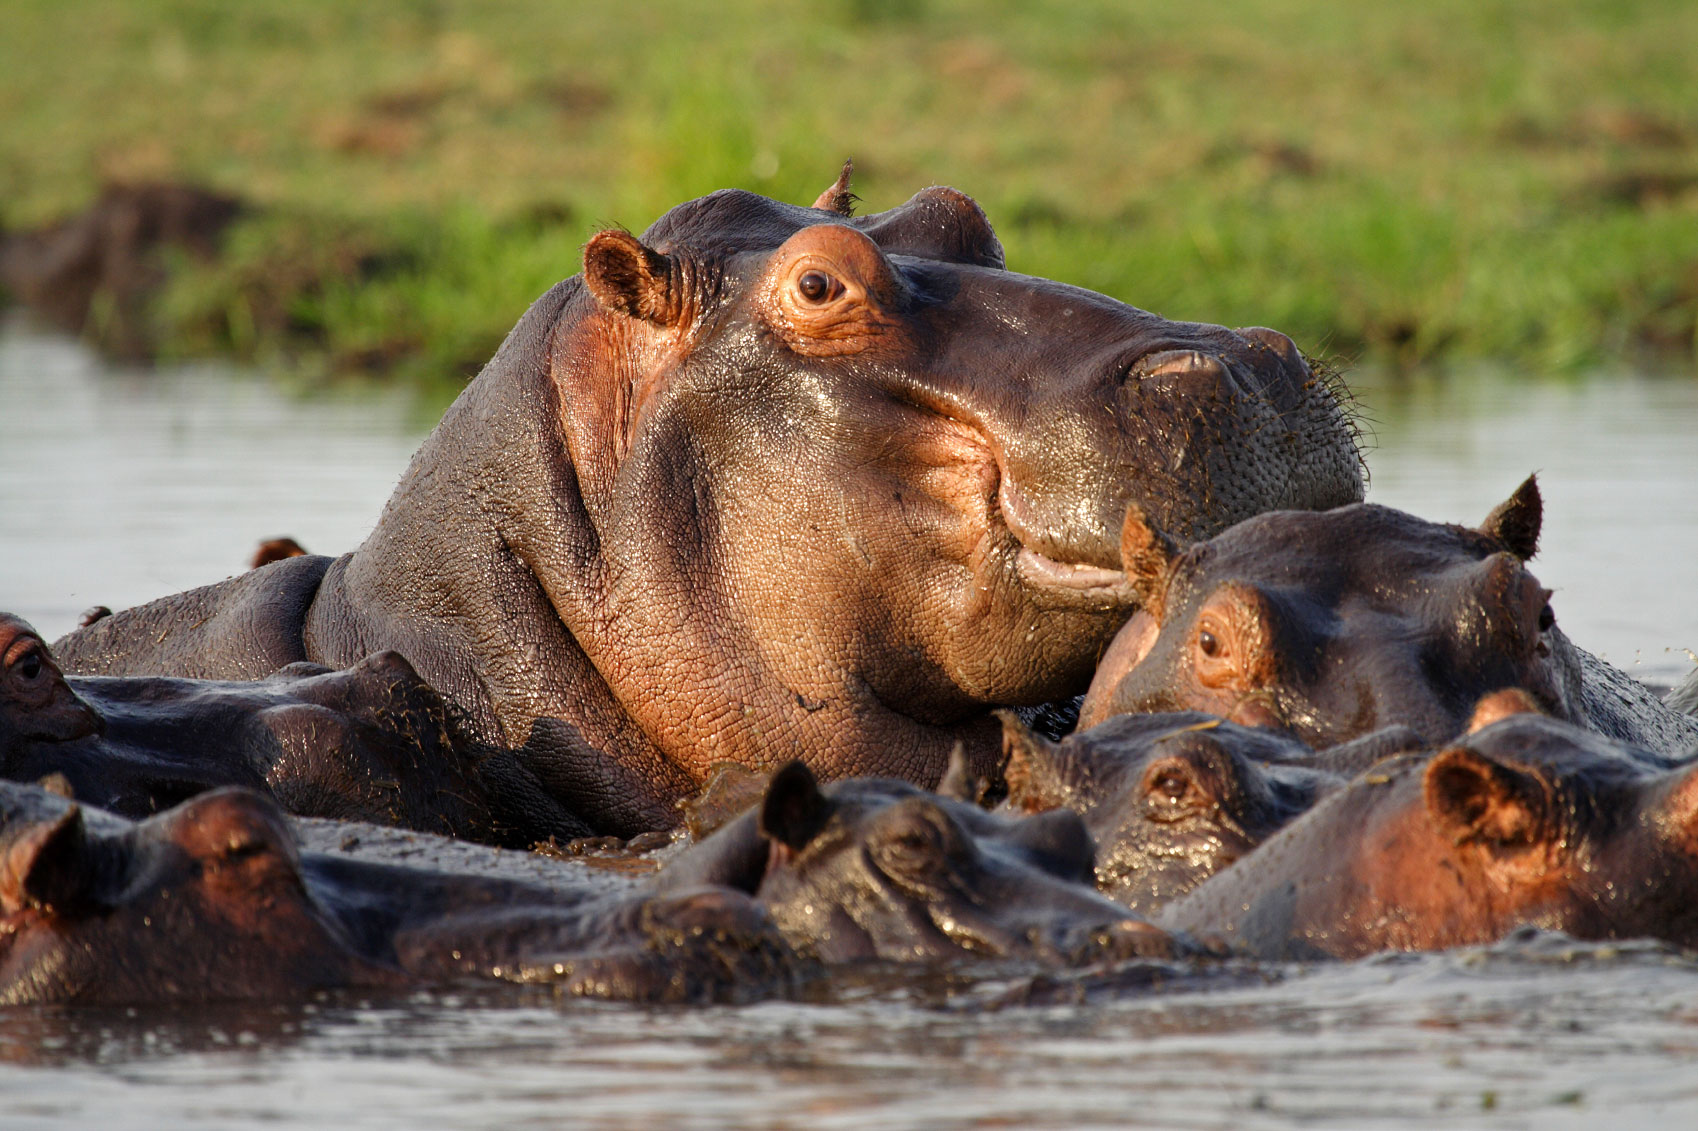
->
[0,807,93,915]
[1119,503,1180,618]
[583,230,681,326]
[1423,747,1545,848]
[997,710,1069,812]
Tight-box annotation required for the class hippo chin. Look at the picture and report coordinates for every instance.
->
[52,169,1364,836]
[0,781,798,1007]
[1079,476,1698,759]
[1162,707,1698,959]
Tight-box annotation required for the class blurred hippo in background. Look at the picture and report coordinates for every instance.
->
[997,710,1424,912]
[0,781,799,1007]
[1163,702,1698,959]
[1080,477,1698,759]
[51,167,1365,837]
[660,758,1178,965]
[1,613,494,840]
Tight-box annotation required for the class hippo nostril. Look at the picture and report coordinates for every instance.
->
[1129,350,1228,383]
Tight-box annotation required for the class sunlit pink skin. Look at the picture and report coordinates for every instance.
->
[1162,713,1698,959]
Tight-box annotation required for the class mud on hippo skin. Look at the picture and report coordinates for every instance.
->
[53,169,1364,837]
[0,781,800,1007]
[1079,475,1698,759]
[1162,700,1698,960]
[659,757,1177,965]
[997,710,1424,913]
[2,613,494,840]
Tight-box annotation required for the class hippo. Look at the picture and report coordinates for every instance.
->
[1078,476,1698,759]
[659,758,1177,964]
[1,613,494,840]
[1162,706,1698,959]
[52,170,1364,836]
[0,780,798,1006]
[997,710,1424,912]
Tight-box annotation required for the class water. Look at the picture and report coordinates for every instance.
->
[3,320,1698,1127]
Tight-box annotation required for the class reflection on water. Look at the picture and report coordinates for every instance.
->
[3,324,1698,1127]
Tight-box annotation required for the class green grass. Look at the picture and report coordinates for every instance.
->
[3,0,1696,384]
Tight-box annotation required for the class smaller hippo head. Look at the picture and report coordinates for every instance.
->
[0,786,384,1004]
[659,759,1173,965]
[998,711,1404,912]
[1079,477,1573,749]
[0,613,101,752]
[1164,698,1698,959]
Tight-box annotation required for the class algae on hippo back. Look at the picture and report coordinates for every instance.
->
[51,168,1365,837]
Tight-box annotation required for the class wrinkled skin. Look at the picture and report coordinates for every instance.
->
[53,174,1364,836]
[660,759,1175,965]
[998,710,1423,913]
[0,782,798,1006]
[1080,476,1698,759]
[1163,710,1698,959]
[2,614,493,840]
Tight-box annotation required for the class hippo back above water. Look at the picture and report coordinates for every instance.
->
[53,171,1364,836]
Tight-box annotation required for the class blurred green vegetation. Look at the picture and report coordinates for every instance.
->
[2,0,1696,387]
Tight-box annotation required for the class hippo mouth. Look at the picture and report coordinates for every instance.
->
[997,477,1129,597]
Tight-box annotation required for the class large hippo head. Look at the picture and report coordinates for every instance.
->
[1078,478,1593,749]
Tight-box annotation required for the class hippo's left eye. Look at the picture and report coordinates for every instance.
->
[796,270,840,304]
[1537,604,1555,633]
[1198,630,1220,657]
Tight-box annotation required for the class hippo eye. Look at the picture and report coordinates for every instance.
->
[1198,630,1220,658]
[1537,604,1555,633]
[14,650,43,683]
[796,270,838,304]
[875,806,955,878]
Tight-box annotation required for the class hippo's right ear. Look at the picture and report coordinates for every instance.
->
[583,230,683,327]
[1479,475,1541,562]
[997,711,1071,813]
[758,760,833,853]
[0,807,96,915]
[1120,503,1181,619]
[1422,747,1547,851]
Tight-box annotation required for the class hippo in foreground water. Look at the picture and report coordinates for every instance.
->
[1,613,493,839]
[0,781,796,1006]
[1079,477,1698,759]
[1162,708,1698,959]
[997,711,1424,912]
[661,758,1177,964]
[52,170,1364,837]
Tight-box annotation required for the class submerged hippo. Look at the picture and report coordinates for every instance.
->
[660,758,1176,964]
[0,781,797,1006]
[998,711,1423,912]
[1079,477,1698,758]
[1,613,493,839]
[52,170,1363,836]
[1162,708,1698,958]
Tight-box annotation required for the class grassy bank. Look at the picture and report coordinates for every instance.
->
[3,0,1696,384]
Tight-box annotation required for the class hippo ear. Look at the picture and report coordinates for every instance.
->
[1465,688,1544,734]
[997,710,1071,812]
[758,760,833,852]
[1479,475,1541,561]
[936,742,979,804]
[1120,503,1181,618]
[810,159,857,217]
[583,230,682,327]
[0,806,96,915]
[1423,747,1546,850]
